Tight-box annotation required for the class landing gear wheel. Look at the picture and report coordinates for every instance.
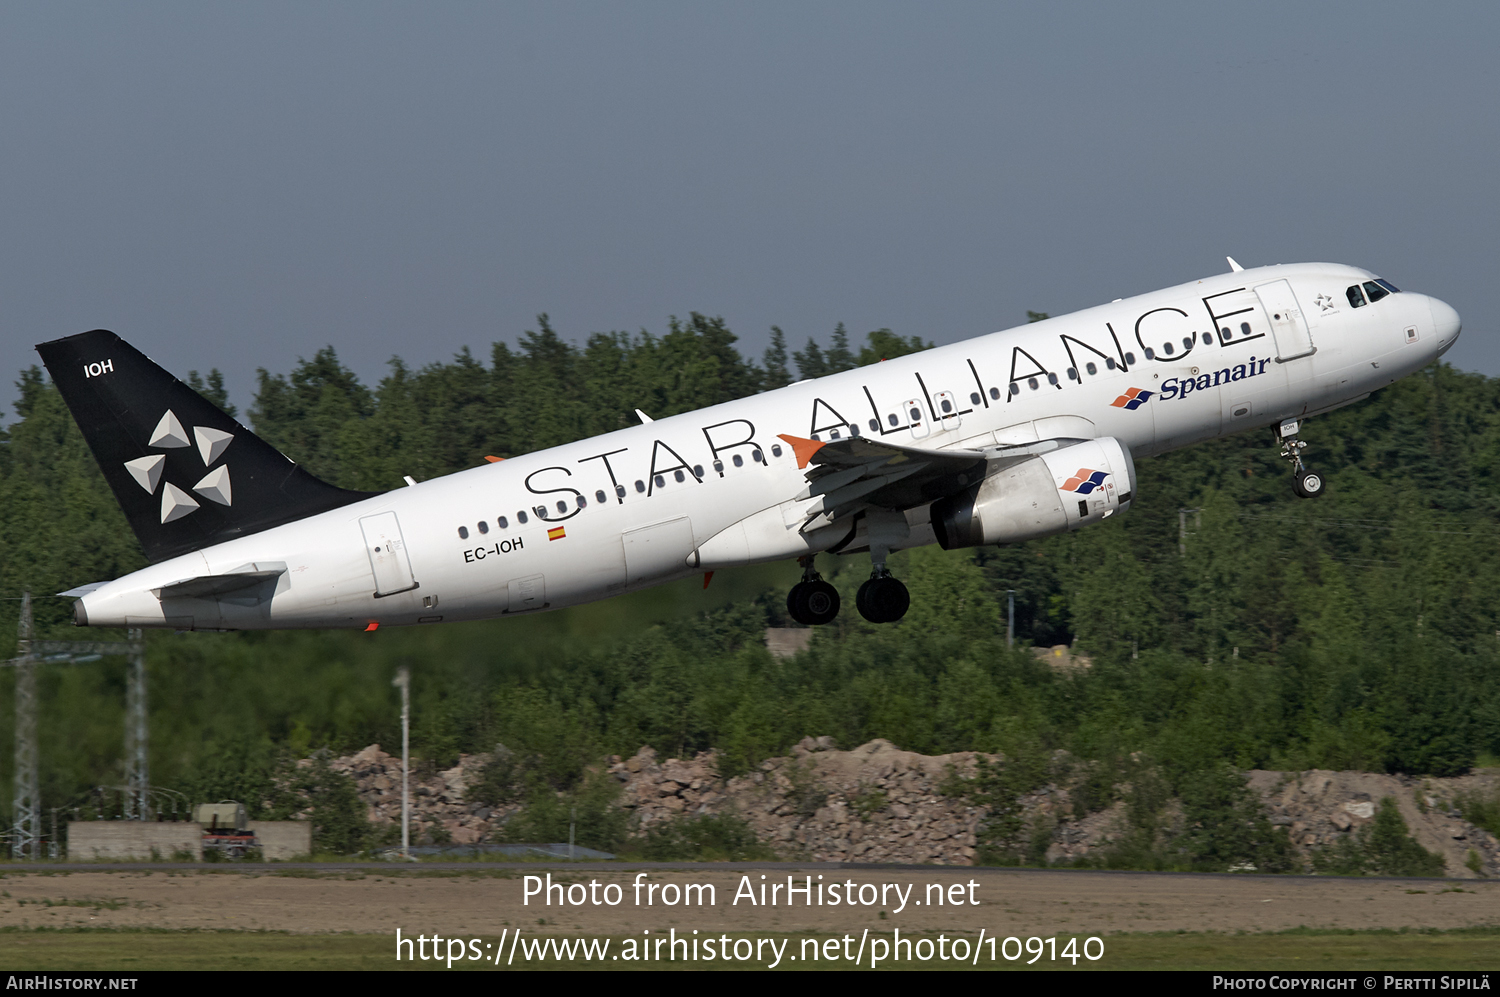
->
[1293,469,1325,499]
[856,575,910,623]
[787,580,840,625]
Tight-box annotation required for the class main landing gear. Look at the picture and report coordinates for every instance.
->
[1278,419,1326,499]
[786,553,911,625]
[787,556,840,626]
[856,569,909,624]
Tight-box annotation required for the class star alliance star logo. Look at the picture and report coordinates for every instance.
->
[1314,293,1336,313]
[121,410,235,523]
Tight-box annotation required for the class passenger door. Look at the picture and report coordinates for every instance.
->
[360,512,418,597]
[1255,279,1316,362]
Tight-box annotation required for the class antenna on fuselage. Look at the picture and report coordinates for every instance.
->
[1226,256,1245,272]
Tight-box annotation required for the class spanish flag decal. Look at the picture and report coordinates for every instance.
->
[547,526,566,541]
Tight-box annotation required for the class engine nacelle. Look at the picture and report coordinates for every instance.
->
[930,437,1137,549]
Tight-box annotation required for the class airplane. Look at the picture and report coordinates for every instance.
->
[38,259,1461,631]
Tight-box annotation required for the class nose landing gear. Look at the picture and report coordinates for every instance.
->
[787,556,840,625]
[1279,419,1325,499]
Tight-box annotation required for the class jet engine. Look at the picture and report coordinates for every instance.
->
[930,437,1136,549]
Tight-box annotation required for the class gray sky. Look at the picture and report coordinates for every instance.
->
[3,2,1495,415]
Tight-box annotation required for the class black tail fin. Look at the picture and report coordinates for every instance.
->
[36,329,378,563]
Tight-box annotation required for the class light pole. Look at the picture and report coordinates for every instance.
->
[392,666,411,861]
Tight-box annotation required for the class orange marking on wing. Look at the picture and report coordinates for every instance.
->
[777,434,827,469]
[483,455,504,463]
[364,622,379,632]
[703,571,714,589]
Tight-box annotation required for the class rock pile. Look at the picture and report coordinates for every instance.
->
[609,737,986,864]
[1248,769,1500,878]
[324,745,516,845]
[314,741,1500,875]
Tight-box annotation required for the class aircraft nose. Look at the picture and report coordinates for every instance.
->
[1429,296,1461,355]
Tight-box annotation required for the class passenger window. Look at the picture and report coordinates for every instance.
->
[1363,281,1389,303]
[940,399,953,413]
[752,450,764,463]
[1182,337,1193,351]
[595,490,606,504]
[1066,369,1077,381]
[1027,377,1039,391]
[634,480,645,493]
[733,455,743,467]
[576,496,587,509]
[499,516,509,528]
[1124,352,1136,365]
[869,418,881,430]
[1346,285,1367,308]
[1163,342,1175,356]
[712,459,724,473]
[556,500,568,513]
[1086,362,1098,375]
[849,425,860,437]
[989,387,1001,400]
[1047,373,1058,386]
[673,470,685,482]
[615,485,626,498]
[908,406,921,420]
[535,506,547,518]
[654,475,666,488]
[1144,347,1155,360]
[771,445,783,457]
[478,521,489,535]
[829,429,841,439]
[1202,332,1213,345]
[970,392,982,404]
[1008,383,1020,396]
[1240,322,1251,336]
[458,526,469,539]
[518,511,529,523]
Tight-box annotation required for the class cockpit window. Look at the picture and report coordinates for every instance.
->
[1375,278,1401,294]
[1346,284,1367,308]
[1363,281,1389,304]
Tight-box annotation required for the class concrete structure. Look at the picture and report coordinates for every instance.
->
[67,820,311,861]
[246,820,312,860]
[68,821,203,861]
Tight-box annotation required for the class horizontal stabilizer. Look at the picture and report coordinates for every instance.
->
[153,563,287,601]
[58,581,109,598]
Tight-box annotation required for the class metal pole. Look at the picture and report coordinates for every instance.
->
[123,630,147,820]
[393,667,411,861]
[12,593,37,860]
[1007,590,1015,648]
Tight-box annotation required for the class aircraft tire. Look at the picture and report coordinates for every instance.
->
[856,576,910,624]
[1293,470,1326,499]
[787,580,840,625]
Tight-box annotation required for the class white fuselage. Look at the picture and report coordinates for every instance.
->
[78,262,1461,630]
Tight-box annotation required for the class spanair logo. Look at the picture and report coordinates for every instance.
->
[121,409,235,523]
[1061,468,1109,494]
[1110,387,1153,410]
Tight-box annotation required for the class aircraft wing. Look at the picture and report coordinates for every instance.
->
[777,433,992,528]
